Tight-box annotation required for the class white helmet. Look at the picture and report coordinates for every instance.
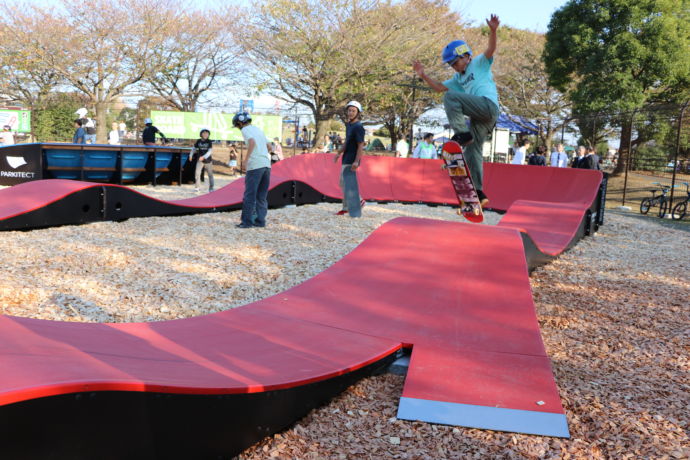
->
[346,100,362,113]
[144,118,152,124]
[75,107,88,117]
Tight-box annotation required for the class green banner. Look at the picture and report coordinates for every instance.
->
[0,110,31,132]
[151,111,282,141]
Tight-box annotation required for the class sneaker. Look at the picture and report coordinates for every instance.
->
[477,190,489,207]
[335,209,348,215]
[236,223,253,228]
[451,132,473,147]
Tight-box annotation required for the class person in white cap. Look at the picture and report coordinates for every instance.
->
[189,128,215,193]
[333,101,366,217]
[75,108,97,144]
[142,117,168,145]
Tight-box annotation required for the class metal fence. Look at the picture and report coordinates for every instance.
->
[528,102,689,219]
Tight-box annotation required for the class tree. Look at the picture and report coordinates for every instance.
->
[243,0,463,147]
[543,0,690,174]
[344,0,463,147]
[33,92,89,142]
[144,9,243,112]
[2,0,179,143]
[242,0,376,144]
[0,10,68,140]
[136,96,172,133]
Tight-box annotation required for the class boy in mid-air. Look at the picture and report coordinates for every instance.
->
[413,14,501,207]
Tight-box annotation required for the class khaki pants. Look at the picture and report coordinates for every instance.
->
[195,161,215,191]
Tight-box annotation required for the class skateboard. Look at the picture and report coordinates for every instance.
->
[440,141,483,223]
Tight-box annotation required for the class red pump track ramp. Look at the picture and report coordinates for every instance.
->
[0,154,605,450]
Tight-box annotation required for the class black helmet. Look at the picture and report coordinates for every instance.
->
[232,112,251,128]
[199,128,210,137]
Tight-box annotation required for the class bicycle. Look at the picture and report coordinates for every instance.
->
[639,182,674,218]
[671,182,690,221]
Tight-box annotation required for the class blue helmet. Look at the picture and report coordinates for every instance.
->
[232,112,251,128]
[441,40,472,64]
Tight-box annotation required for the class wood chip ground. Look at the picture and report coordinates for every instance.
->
[0,179,687,459]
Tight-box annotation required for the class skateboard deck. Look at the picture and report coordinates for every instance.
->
[440,141,484,223]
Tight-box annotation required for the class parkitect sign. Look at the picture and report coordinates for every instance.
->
[0,110,31,132]
[150,111,282,141]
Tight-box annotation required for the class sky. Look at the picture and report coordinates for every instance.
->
[457,0,569,33]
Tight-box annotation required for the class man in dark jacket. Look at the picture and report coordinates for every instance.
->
[580,147,601,170]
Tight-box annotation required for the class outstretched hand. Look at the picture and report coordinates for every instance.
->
[486,14,500,31]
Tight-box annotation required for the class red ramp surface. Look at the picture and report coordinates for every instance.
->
[0,217,569,438]
[0,155,605,447]
[253,217,568,436]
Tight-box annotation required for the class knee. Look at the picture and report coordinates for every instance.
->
[443,91,460,106]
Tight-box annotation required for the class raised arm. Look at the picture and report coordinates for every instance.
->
[484,14,500,59]
[413,61,448,93]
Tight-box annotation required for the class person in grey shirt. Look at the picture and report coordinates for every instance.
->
[233,112,272,228]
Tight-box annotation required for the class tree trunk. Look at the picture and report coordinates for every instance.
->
[612,119,632,176]
[313,114,331,150]
[385,122,398,149]
[95,101,108,144]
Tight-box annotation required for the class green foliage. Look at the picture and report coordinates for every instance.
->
[116,108,137,130]
[544,0,690,113]
[373,126,390,137]
[32,93,82,142]
[328,119,345,132]
[633,143,670,171]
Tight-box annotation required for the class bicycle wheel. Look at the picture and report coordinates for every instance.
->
[657,199,668,218]
[672,200,688,220]
[640,198,652,215]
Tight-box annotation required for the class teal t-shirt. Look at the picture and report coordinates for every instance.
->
[443,53,499,108]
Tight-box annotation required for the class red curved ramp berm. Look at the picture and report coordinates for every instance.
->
[0,154,606,457]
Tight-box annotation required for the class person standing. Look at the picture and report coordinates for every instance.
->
[550,143,569,167]
[84,118,97,144]
[512,139,530,165]
[142,118,168,146]
[333,101,365,218]
[233,112,272,228]
[108,122,120,145]
[75,108,97,144]
[579,146,601,170]
[396,137,409,158]
[572,145,586,168]
[190,128,215,193]
[527,145,547,166]
[413,14,501,207]
[271,137,284,163]
[412,133,437,159]
[1,125,15,145]
[118,121,126,138]
[72,119,86,144]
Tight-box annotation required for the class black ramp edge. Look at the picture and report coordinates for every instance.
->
[0,187,104,231]
[0,353,396,460]
[521,207,590,273]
